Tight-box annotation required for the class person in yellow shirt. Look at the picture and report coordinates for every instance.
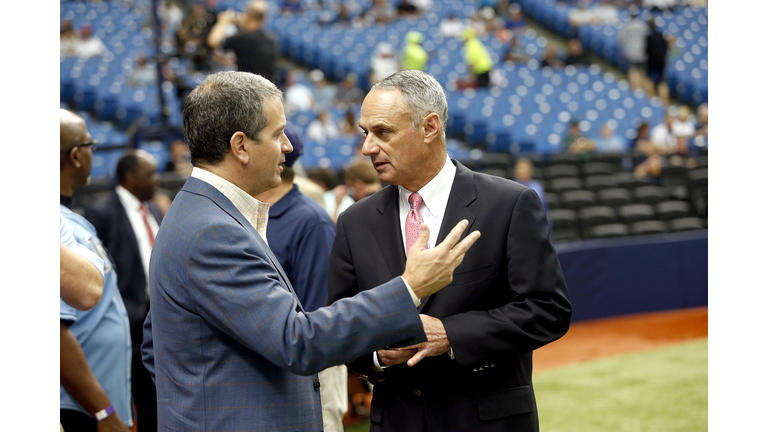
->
[402,31,428,71]
[462,27,493,87]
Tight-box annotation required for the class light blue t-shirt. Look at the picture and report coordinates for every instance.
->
[60,205,133,426]
[61,212,104,277]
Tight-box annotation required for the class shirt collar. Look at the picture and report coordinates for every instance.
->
[398,155,456,218]
[60,195,73,209]
[115,184,142,209]
[190,167,271,243]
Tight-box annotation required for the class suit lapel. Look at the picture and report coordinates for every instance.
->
[418,161,477,312]
[373,186,408,280]
[182,178,303,309]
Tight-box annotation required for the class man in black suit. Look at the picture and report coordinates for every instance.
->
[85,149,162,432]
[326,70,572,432]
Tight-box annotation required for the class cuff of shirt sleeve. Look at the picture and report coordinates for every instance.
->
[401,276,421,307]
[372,352,385,372]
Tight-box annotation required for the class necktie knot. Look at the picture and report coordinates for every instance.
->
[409,192,423,211]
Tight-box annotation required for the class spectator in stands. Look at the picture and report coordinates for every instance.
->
[335,73,364,109]
[617,6,649,91]
[562,120,596,161]
[644,0,678,12]
[281,0,303,15]
[306,110,341,143]
[309,69,336,111]
[284,70,315,114]
[541,44,564,68]
[438,13,464,38]
[334,4,354,25]
[504,3,527,32]
[513,158,546,211]
[60,19,79,57]
[633,145,663,185]
[503,35,529,64]
[645,18,669,104]
[411,0,433,13]
[84,149,162,432]
[480,6,503,35]
[467,10,489,37]
[396,0,419,17]
[164,139,193,177]
[650,110,677,154]
[307,167,356,222]
[342,157,382,202]
[175,3,216,72]
[339,109,360,136]
[60,109,133,432]
[630,122,655,156]
[461,27,494,88]
[369,43,400,86]
[207,0,280,84]
[253,124,347,432]
[128,54,157,86]
[692,103,708,150]
[595,123,626,153]
[671,105,695,139]
[76,25,107,58]
[568,0,619,27]
[402,31,428,72]
[564,38,591,66]
[362,0,396,25]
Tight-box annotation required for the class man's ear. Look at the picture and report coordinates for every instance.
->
[68,147,82,169]
[230,131,250,164]
[422,113,441,144]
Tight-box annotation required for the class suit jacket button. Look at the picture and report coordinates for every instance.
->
[314,380,321,391]
[414,389,422,397]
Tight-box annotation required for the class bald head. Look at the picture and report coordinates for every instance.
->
[245,0,267,23]
[60,109,95,195]
[60,109,90,154]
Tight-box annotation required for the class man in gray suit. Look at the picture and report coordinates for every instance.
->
[141,71,480,432]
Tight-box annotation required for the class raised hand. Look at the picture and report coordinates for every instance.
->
[402,220,480,299]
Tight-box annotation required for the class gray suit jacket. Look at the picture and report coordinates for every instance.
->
[142,177,426,431]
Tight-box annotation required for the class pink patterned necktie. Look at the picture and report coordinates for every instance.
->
[405,192,424,256]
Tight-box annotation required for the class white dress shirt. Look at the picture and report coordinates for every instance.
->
[116,185,160,297]
[374,155,457,371]
[398,155,457,254]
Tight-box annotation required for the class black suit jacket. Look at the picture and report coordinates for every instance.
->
[327,160,572,432]
[85,191,163,331]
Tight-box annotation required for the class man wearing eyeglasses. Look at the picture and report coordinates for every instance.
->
[60,109,133,432]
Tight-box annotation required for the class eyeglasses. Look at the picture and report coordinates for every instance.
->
[61,140,99,154]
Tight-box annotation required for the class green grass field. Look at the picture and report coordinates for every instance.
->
[345,340,707,432]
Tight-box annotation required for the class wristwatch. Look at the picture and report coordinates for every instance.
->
[94,405,115,422]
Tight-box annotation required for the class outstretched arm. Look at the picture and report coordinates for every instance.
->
[61,322,130,431]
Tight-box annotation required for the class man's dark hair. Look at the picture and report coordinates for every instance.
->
[116,150,142,182]
[183,71,282,166]
[307,168,340,190]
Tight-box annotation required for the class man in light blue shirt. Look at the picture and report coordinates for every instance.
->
[60,213,104,311]
[60,109,132,432]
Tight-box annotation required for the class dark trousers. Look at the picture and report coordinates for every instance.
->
[60,409,96,432]
[132,319,157,432]
[476,71,491,88]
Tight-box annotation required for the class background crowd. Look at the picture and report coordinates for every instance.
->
[56,0,709,430]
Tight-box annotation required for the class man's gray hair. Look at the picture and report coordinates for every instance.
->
[183,71,282,166]
[371,70,448,139]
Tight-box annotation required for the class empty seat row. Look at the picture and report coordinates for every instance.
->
[549,185,680,210]
[550,214,706,243]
